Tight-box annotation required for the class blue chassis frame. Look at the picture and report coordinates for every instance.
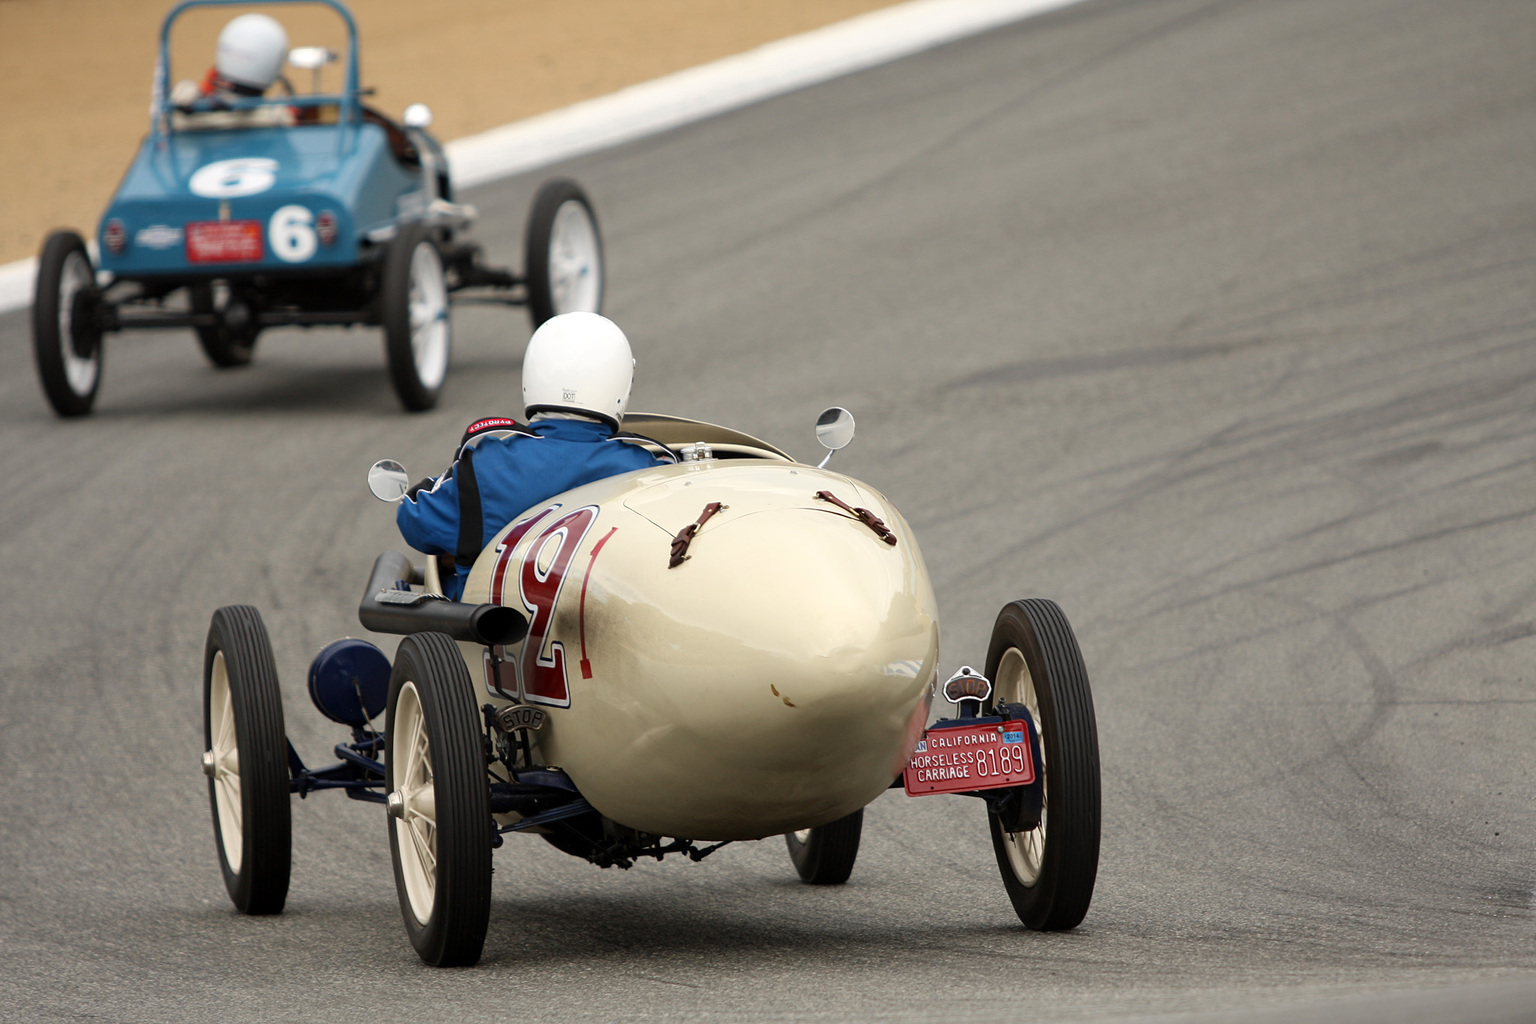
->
[283,728,598,836]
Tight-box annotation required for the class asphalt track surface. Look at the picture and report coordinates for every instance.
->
[2,0,1533,1020]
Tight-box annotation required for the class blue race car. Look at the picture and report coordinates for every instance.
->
[32,0,604,417]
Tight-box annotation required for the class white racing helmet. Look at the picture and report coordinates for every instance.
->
[216,13,289,94]
[522,312,634,427]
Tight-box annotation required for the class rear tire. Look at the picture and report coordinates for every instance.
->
[382,223,451,411]
[524,179,603,328]
[189,282,259,368]
[984,599,1100,930]
[785,808,863,885]
[386,632,492,967]
[32,230,103,417]
[203,605,292,915]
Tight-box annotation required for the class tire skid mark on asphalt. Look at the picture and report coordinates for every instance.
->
[653,0,1249,271]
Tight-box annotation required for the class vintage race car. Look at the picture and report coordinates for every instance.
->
[32,0,603,417]
[200,409,1102,965]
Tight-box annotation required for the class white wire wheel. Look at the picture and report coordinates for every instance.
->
[524,178,604,327]
[202,605,291,915]
[385,632,492,967]
[993,646,1047,885]
[984,599,1101,930]
[382,223,451,411]
[31,230,104,417]
[390,679,436,922]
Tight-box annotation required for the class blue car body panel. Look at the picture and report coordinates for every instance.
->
[98,121,424,277]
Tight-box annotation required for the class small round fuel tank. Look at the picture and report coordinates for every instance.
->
[308,637,391,726]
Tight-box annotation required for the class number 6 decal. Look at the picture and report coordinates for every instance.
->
[268,205,317,263]
[189,157,277,198]
[488,504,597,707]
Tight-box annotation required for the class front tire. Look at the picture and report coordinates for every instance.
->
[524,179,603,328]
[203,605,292,914]
[785,808,863,885]
[32,230,103,417]
[382,223,451,411]
[984,599,1100,930]
[386,633,492,967]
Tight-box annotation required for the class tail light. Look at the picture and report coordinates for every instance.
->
[103,219,127,254]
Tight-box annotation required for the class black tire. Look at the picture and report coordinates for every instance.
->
[984,599,1100,930]
[785,808,863,885]
[32,230,103,417]
[524,178,603,328]
[189,282,259,368]
[386,632,493,967]
[382,223,451,412]
[203,605,292,915]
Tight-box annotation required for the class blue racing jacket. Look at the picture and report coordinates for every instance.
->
[397,416,670,599]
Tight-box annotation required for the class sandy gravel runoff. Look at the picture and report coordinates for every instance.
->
[0,0,901,266]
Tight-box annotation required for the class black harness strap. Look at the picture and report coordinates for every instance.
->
[451,418,658,570]
[453,418,543,568]
[455,445,483,570]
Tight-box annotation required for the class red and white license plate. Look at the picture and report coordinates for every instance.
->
[903,719,1035,796]
[185,220,263,263]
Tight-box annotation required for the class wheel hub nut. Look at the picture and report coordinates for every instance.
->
[386,790,405,818]
[200,750,217,778]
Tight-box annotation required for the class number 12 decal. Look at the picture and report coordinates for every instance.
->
[487,503,598,707]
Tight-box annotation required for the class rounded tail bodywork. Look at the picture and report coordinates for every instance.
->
[461,459,939,840]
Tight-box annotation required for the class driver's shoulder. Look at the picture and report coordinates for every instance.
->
[606,429,678,465]
[456,416,540,458]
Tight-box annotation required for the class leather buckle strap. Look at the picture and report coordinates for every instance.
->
[669,502,726,567]
[814,490,898,546]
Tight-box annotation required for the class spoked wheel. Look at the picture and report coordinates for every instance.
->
[524,178,603,328]
[785,808,863,885]
[985,599,1100,930]
[203,605,292,914]
[386,632,492,967]
[32,230,104,417]
[382,223,451,412]
[189,281,259,368]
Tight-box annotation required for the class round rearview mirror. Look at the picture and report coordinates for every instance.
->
[815,407,856,452]
[367,459,411,502]
[402,103,434,129]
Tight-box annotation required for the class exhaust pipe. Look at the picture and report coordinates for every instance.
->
[357,551,527,646]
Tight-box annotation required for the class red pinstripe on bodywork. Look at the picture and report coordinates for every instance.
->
[578,527,618,679]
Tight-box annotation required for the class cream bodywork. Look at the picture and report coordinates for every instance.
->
[452,417,939,841]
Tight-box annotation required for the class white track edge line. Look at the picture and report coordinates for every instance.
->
[0,0,1081,314]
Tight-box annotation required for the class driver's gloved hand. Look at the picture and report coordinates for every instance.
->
[405,477,435,500]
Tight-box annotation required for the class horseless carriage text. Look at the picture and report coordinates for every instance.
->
[201,408,1103,965]
[32,0,603,417]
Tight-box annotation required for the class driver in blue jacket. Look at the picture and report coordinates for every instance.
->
[397,312,670,600]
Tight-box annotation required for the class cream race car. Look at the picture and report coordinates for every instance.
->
[200,409,1101,965]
